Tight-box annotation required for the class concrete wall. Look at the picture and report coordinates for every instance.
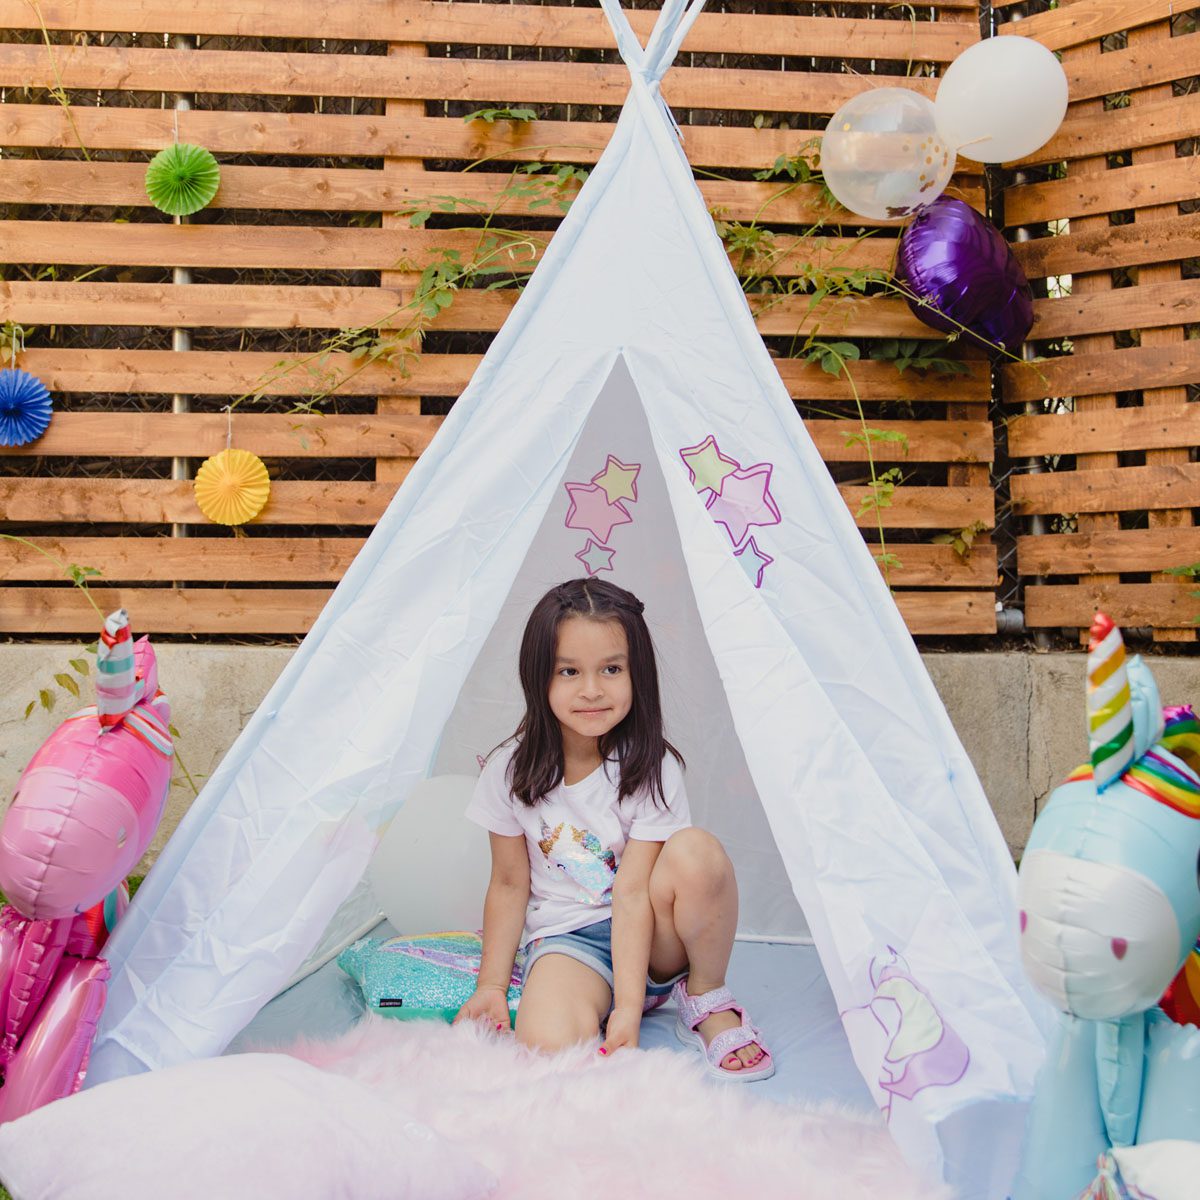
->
[1,645,1196,870]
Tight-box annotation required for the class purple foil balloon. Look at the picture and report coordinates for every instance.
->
[896,198,1034,353]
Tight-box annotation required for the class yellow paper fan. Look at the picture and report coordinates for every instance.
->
[193,447,270,526]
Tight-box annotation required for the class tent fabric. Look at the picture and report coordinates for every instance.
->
[88,3,1047,1195]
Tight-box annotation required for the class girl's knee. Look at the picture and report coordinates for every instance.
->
[660,827,734,887]
[515,1013,600,1054]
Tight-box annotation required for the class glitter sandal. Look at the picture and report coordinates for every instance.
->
[672,978,775,1082]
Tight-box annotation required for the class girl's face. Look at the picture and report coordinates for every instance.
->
[548,616,633,749]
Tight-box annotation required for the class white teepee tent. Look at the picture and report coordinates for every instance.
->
[88,2,1047,1193]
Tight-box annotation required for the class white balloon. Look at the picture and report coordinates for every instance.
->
[935,36,1068,164]
[367,774,492,934]
[821,88,954,222]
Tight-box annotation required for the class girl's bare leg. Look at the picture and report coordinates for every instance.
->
[515,953,612,1053]
[647,827,766,1071]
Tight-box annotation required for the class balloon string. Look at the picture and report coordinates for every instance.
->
[224,404,232,450]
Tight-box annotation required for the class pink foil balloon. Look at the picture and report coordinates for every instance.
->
[0,614,172,921]
[0,957,109,1124]
[0,907,26,1062]
[1,916,70,1065]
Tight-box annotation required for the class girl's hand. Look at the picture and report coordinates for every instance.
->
[453,984,512,1033]
[599,1005,641,1057]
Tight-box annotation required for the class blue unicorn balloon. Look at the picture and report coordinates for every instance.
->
[1012,613,1200,1199]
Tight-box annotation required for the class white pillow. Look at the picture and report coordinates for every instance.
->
[0,1051,494,1200]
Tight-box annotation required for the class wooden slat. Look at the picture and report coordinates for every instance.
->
[1029,280,1200,341]
[894,591,997,635]
[1017,529,1200,577]
[1012,464,1200,516]
[1006,157,1200,226]
[0,412,990,465]
[19,346,480,397]
[1017,93,1200,167]
[0,477,405,525]
[0,281,940,339]
[1002,342,1200,404]
[0,536,364,581]
[0,103,979,174]
[1012,213,1200,280]
[17,347,991,404]
[0,220,893,275]
[1025,583,1199,629]
[0,2,975,59]
[0,477,991,530]
[0,412,441,457]
[0,42,941,115]
[996,0,1177,51]
[0,585,997,635]
[0,161,982,227]
[1065,30,1200,103]
[1009,404,1200,457]
[0,536,998,586]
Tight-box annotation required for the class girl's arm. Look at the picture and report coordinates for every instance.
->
[455,832,530,1027]
[605,838,664,1052]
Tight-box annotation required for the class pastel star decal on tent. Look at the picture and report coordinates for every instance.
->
[564,482,632,545]
[575,539,616,576]
[679,435,738,496]
[706,462,781,547]
[734,537,773,589]
[591,455,641,506]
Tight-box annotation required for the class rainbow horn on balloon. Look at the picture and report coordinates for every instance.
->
[1087,612,1135,791]
[96,609,140,731]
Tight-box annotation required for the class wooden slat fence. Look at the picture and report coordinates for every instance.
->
[0,0,1107,639]
[1000,0,1200,640]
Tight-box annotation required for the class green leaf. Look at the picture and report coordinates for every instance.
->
[23,699,36,720]
[39,689,55,712]
[407,210,432,227]
[54,673,80,697]
[69,657,89,675]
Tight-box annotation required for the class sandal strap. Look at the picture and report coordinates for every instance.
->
[672,979,738,1032]
[707,1023,768,1067]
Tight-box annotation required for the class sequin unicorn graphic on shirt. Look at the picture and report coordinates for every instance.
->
[537,820,617,904]
[841,946,970,1121]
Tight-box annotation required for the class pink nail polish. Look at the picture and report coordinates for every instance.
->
[496,1022,504,1030]
[598,1047,608,1056]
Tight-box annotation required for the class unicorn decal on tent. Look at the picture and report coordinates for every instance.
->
[1012,613,1200,1200]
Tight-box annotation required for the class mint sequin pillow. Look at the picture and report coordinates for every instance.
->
[337,931,522,1023]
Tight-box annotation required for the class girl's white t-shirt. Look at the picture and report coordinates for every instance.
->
[465,743,691,945]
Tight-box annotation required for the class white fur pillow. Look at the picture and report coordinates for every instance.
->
[0,1051,494,1200]
[1113,1140,1200,1200]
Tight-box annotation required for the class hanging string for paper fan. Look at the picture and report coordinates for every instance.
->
[0,329,54,447]
[145,143,221,216]
[193,411,270,526]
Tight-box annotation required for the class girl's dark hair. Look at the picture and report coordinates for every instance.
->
[506,577,682,808]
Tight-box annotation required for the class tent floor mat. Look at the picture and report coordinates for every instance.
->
[230,928,874,1111]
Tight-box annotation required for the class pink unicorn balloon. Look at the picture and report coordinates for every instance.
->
[0,609,173,921]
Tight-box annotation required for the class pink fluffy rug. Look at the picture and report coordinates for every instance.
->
[276,1016,949,1200]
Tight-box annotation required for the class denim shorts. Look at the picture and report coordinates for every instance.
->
[523,918,686,1000]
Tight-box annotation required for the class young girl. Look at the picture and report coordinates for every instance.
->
[454,577,773,1080]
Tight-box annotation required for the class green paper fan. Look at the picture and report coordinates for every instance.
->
[145,143,221,216]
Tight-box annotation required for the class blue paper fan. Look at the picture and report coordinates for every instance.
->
[0,368,54,447]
